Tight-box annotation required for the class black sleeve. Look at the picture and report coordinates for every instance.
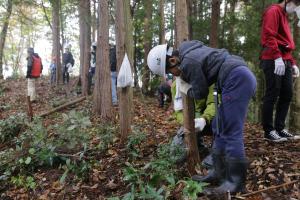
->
[27,56,33,77]
[70,53,75,66]
[181,58,209,100]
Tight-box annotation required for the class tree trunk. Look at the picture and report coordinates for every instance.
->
[209,0,221,48]
[0,0,13,79]
[93,0,112,119]
[175,0,200,174]
[116,0,134,141]
[79,0,91,96]
[289,15,300,131]
[92,0,97,42]
[51,0,62,85]
[159,0,165,44]
[141,0,153,95]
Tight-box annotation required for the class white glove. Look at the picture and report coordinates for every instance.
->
[179,78,192,95]
[292,65,299,78]
[274,57,285,76]
[66,63,73,73]
[195,118,206,132]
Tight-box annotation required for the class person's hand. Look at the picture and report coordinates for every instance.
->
[179,78,192,95]
[292,65,299,78]
[274,57,285,76]
[195,118,206,131]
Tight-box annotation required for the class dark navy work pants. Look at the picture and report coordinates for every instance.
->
[213,66,257,159]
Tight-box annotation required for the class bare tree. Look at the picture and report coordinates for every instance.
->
[116,0,134,140]
[210,0,221,48]
[175,0,200,174]
[141,0,153,95]
[79,0,91,96]
[93,0,112,119]
[51,0,62,85]
[159,0,165,44]
[0,0,13,79]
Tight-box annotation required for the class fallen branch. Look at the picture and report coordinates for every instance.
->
[238,180,298,198]
[38,96,86,117]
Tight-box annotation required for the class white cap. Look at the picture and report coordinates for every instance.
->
[147,44,173,77]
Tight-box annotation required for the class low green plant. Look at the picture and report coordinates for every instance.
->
[54,110,91,149]
[114,143,207,199]
[126,129,146,159]
[10,175,36,190]
[181,179,208,200]
[0,113,27,143]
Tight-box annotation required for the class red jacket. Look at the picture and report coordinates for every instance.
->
[260,4,295,65]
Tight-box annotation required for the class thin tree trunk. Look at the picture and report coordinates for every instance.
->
[209,0,221,48]
[141,0,153,95]
[175,0,200,174]
[289,15,300,131]
[159,0,165,44]
[79,0,91,96]
[93,0,112,119]
[92,0,97,42]
[116,0,134,141]
[0,0,13,79]
[51,0,62,85]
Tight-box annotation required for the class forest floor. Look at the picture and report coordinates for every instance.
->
[0,77,299,200]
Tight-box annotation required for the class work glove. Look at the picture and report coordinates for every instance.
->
[292,65,300,78]
[179,78,192,95]
[67,63,73,73]
[195,118,206,132]
[274,57,285,76]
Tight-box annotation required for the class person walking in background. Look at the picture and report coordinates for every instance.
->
[49,57,56,85]
[26,47,43,102]
[62,44,75,84]
[260,0,300,142]
[88,42,97,94]
[110,44,118,106]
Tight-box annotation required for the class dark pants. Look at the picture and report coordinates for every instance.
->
[88,67,95,93]
[261,60,293,133]
[158,83,172,107]
[213,66,256,159]
[63,65,69,84]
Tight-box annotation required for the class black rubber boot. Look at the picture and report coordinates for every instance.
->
[192,150,225,184]
[204,157,248,196]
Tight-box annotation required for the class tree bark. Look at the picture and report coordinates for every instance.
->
[141,0,153,95]
[116,0,134,141]
[93,0,112,119]
[289,15,300,131]
[175,0,200,174]
[51,0,62,85]
[79,0,91,96]
[0,0,13,79]
[209,0,221,48]
[159,0,165,44]
[92,0,97,42]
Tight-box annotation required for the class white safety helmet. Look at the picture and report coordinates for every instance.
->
[147,44,169,77]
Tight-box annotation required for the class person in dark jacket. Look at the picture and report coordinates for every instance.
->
[147,41,256,196]
[260,0,300,142]
[62,44,75,84]
[26,47,43,102]
[110,44,117,106]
